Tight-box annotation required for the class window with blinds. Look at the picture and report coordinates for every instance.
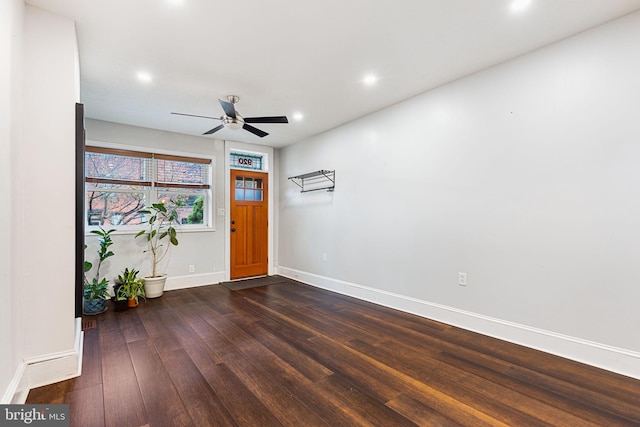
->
[85,147,212,228]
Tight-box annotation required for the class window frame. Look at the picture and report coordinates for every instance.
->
[85,142,215,235]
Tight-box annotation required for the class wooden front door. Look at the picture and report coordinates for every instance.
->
[230,169,268,279]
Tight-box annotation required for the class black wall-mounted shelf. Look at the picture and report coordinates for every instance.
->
[289,170,335,193]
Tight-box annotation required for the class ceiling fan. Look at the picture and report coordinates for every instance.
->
[171,95,288,138]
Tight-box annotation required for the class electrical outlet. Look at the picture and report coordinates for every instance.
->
[322,253,328,262]
[188,264,195,273]
[458,272,467,286]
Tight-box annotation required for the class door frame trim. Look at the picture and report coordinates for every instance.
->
[224,141,275,281]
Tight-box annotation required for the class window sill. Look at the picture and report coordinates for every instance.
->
[85,226,216,237]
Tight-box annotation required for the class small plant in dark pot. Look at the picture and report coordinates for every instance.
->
[135,202,180,298]
[83,227,115,315]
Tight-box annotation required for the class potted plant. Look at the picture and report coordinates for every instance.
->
[83,227,116,315]
[111,278,129,312]
[135,202,179,298]
[115,267,145,308]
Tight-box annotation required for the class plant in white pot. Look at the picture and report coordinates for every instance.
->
[135,202,179,298]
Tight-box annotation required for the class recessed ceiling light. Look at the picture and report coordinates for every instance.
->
[293,112,304,121]
[362,73,378,86]
[166,0,185,6]
[137,71,152,83]
[511,0,531,12]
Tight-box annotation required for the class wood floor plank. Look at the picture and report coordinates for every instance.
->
[72,326,103,391]
[99,331,148,427]
[314,373,417,426]
[310,335,510,426]
[196,362,282,427]
[231,297,319,342]
[194,361,284,427]
[66,383,105,427]
[336,301,451,333]
[26,380,75,404]
[26,277,640,427]
[261,318,406,402]
[436,351,638,427]
[310,334,411,400]
[505,364,640,424]
[444,326,640,403]
[96,301,123,334]
[158,349,237,427]
[225,310,334,382]
[201,309,366,425]
[135,305,183,354]
[165,302,227,366]
[127,339,193,426]
[179,300,336,426]
[117,308,149,343]
[256,300,383,345]
[386,393,467,427]
[348,338,588,427]
[176,302,242,361]
[189,285,239,315]
[221,347,336,427]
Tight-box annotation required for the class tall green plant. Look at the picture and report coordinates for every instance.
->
[84,227,116,301]
[135,203,180,277]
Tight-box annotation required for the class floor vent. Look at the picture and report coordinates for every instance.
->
[82,318,97,330]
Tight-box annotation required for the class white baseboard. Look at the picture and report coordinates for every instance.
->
[4,318,84,404]
[278,266,640,380]
[1,362,27,404]
[165,271,225,291]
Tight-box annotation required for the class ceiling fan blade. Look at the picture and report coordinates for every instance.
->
[203,124,225,135]
[243,123,268,138]
[171,112,221,120]
[219,99,236,118]
[244,116,289,124]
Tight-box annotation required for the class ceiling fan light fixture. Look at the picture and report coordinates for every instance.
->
[223,115,244,130]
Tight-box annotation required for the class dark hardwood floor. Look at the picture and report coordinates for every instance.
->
[27,276,640,426]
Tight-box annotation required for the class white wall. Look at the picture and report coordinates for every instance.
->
[278,11,640,378]
[85,119,226,289]
[2,5,80,402]
[21,2,79,361]
[0,0,24,404]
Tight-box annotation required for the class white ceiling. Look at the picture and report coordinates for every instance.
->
[26,0,640,148]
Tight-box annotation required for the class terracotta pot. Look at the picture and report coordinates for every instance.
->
[127,297,138,308]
